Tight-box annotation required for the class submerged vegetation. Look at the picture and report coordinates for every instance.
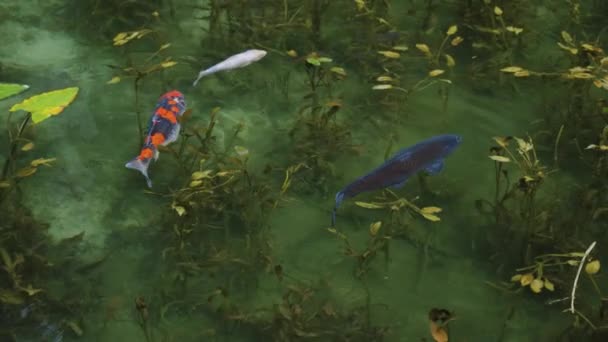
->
[1,0,608,341]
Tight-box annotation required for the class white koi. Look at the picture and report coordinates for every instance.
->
[192,49,267,86]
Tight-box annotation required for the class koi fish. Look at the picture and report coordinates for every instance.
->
[332,134,462,226]
[125,90,187,188]
[192,49,267,86]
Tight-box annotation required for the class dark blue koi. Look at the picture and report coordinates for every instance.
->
[332,134,462,225]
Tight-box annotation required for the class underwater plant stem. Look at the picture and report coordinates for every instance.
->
[568,241,596,314]
[1,112,31,180]
[554,124,564,168]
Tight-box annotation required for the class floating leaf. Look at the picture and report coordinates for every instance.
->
[306,57,321,66]
[489,155,510,162]
[372,84,393,90]
[330,67,347,76]
[415,44,431,55]
[9,87,79,124]
[16,167,37,178]
[494,6,503,16]
[376,76,393,82]
[107,76,121,84]
[520,273,534,286]
[445,54,455,67]
[510,274,522,282]
[446,25,458,36]
[161,61,177,68]
[506,26,523,35]
[30,158,56,167]
[451,36,463,46]
[544,278,555,291]
[514,70,530,77]
[0,83,29,101]
[189,180,203,187]
[191,170,212,180]
[355,201,385,209]
[378,50,400,58]
[530,278,544,293]
[429,69,445,77]
[561,31,574,45]
[500,66,524,73]
[21,142,34,151]
[318,57,333,63]
[557,42,578,55]
[369,221,382,236]
[421,212,441,222]
[392,45,408,51]
[585,260,600,275]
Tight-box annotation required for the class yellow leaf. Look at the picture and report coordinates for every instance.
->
[445,54,455,67]
[585,259,600,275]
[378,50,400,58]
[160,43,171,50]
[450,36,464,46]
[493,136,510,147]
[369,221,382,236]
[355,201,385,209]
[21,142,34,151]
[372,84,393,90]
[494,6,503,16]
[420,206,442,214]
[113,32,128,42]
[161,61,177,68]
[561,31,574,45]
[0,181,11,188]
[9,87,79,124]
[510,274,522,282]
[429,69,445,77]
[415,44,431,55]
[286,49,298,57]
[16,167,37,178]
[514,70,530,77]
[20,284,43,296]
[421,213,441,222]
[107,76,121,84]
[392,45,408,51]
[446,25,458,36]
[189,180,203,187]
[520,273,534,286]
[30,158,56,167]
[489,155,510,163]
[506,26,523,35]
[557,42,578,55]
[530,278,543,293]
[330,67,347,76]
[192,170,213,180]
[430,320,448,342]
[500,66,524,73]
[376,76,393,82]
[0,83,29,101]
[544,278,555,291]
[152,11,159,17]
[173,205,186,216]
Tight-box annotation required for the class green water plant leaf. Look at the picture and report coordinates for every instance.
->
[0,83,29,101]
[9,87,79,124]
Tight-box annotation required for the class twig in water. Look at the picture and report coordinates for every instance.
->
[568,241,596,314]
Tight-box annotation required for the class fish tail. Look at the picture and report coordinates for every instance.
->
[332,191,346,226]
[192,69,214,86]
[125,156,153,188]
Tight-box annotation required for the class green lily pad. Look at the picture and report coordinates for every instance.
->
[0,83,29,101]
[9,87,79,124]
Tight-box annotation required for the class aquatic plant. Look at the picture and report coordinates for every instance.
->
[107,22,178,143]
[287,52,357,193]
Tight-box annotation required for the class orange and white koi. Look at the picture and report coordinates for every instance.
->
[125,90,187,188]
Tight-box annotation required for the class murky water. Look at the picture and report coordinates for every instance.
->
[1,1,607,341]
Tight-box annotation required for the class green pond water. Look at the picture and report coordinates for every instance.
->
[1,1,607,341]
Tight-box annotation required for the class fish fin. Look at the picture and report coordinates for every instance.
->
[332,191,346,226]
[125,158,153,188]
[391,178,408,189]
[425,160,444,174]
[154,149,160,161]
[162,123,181,146]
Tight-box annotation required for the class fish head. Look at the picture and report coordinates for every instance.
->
[247,49,267,61]
[435,134,462,157]
[161,90,187,116]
